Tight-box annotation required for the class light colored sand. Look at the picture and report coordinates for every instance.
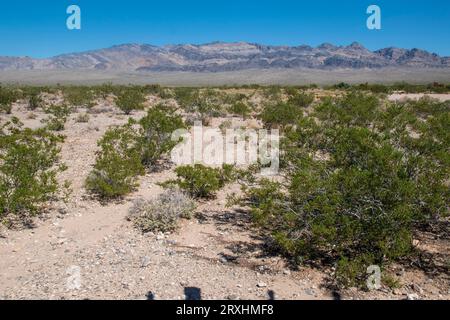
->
[1,68,450,86]
[388,93,450,102]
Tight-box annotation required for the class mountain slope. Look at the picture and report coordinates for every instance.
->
[1,42,449,72]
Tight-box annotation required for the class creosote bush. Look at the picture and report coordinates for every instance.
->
[260,102,303,128]
[163,164,237,198]
[86,106,186,199]
[0,118,66,225]
[127,188,196,233]
[41,104,71,131]
[75,113,90,123]
[28,92,44,110]
[0,86,18,114]
[63,86,95,107]
[133,105,186,167]
[85,124,144,199]
[115,88,146,114]
[228,101,251,119]
[240,92,449,288]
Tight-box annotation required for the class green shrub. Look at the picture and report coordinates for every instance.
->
[241,92,449,288]
[75,113,90,123]
[28,92,44,110]
[0,86,18,114]
[86,106,186,199]
[260,102,302,128]
[85,124,144,198]
[228,102,251,118]
[63,86,95,107]
[134,105,186,167]
[127,188,196,233]
[0,118,66,224]
[173,87,198,108]
[164,164,236,198]
[41,104,71,131]
[287,91,314,108]
[115,88,146,114]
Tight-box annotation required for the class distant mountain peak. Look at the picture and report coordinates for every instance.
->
[317,43,337,50]
[347,41,365,49]
[0,41,448,72]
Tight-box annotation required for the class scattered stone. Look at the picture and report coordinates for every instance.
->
[140,256,151,268]
[219,257,228,264]
[407,293,419,300]
[412,284,423,294]
[283,269,291,275]
[393,288,403,295]
[305,289,316,296]
[256,282,267,288]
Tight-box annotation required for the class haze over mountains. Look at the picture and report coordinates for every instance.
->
[1,42,449,72]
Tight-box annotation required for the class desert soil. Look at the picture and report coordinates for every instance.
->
[0,95,449,300]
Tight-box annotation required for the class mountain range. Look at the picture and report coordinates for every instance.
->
[1,42,449,72]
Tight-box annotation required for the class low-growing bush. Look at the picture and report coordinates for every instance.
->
[28,92,44,110]
[115,88,146,114]
[86,106,186,198]
[75,113,90,123]
[287,91,314,108]
[228,102,251,119]
[260,102,303,128]
[127,188,196,233]
[134,105,186,167]
[85,124,144,198]
[0,86,18,114]
[240,92,449,288]
[41,104,71,131]
[163,164,237,198]
[63,86,95,107]
[0,118,66,224]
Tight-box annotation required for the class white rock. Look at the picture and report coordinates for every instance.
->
[257,282,267,288]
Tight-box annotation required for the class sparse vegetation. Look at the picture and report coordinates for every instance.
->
[127,188,196,233]
[115,88,146,114]
[0,118,66,225]
[41,104,71,131]
[86,105,186,198]
[85,124,144,199]
[134,105,186,167]
[260,101,303,128]
[27,92,44,110]
[163,164,237,198]
[75,113,90,123]
[240,91,449,288]
[228,101,251,119]
[0,86,18,114]
[63,86,95,108]
[1,83,448,298]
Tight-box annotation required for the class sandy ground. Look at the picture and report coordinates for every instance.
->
[1,68,450,86]
[388,93,450,102]
[0,95,448,300]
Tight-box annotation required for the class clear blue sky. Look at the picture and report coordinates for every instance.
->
[0,0,449,58]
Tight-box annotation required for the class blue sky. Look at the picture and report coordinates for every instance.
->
[0,0,449,58]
